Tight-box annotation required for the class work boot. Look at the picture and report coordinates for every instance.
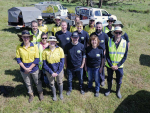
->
[105,82,112,96]
[101,81,105,87]
[28,93,34,103]
[66,90,71,96]
[39,92,44,101]
[116,84,122,99]
[80,89,85,95]
[51,86,57,101]
[59,85,63,100]
[95,92,99,97]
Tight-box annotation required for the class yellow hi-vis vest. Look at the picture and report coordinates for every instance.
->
[103,26,114,33]
[29,30,42,44]
[37,43,43,70]
[106,38,126,68]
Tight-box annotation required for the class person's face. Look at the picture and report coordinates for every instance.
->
[96,24,103,33]
[71,37,79,44]
[49,41,56,47]
[61,22,67,31]
[114,30,122,38]
[114,24,121,27]
[41,35,48,44]
[89,20,95,27]
[55,19,61,25]
[77,24,83,32]
[75,17,80,23]
[37,19,43,25]
[108,20,113,26]
[32,22,38,32]
[22,36,30,44]
[91,38,98,47]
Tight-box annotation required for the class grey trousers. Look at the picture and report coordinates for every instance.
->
[45,70,64,87]
[20,69,43,94]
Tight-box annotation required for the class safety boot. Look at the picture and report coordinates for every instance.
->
[39,92,44,101]
[59,85,63,100]
[105,82,112,96]
[28,93,34,103]
[51,86,57,101]
[116,84,122,99]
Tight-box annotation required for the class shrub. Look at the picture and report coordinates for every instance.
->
[43,6,58,13]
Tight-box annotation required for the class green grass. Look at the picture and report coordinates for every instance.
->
[0,0,150,113]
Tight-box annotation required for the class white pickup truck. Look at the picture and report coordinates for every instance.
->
[62,6,117,27]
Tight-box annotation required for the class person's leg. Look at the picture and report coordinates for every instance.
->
[56,70,64,99]
[115,68,124,99]
[20,71,34,103]
[76,68,84,94]
[31,69,43,101]
[87,67,93,90]
[66,68,74,96]
[45,71,57,101]
[105,67,114,96]
[100,66,105,86]
[94,68,100,97]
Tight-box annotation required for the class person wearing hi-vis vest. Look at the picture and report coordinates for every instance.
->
[103,16,116,34]
[105,26,128,99]
[16,30,43,103]
[52,16,62,36]
[29,20,43,44]
[84,17,96,36]
[70,16,80,33]
[42,36,64,101]
[37,16,48,34]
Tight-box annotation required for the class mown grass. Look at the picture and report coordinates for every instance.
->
[0,0,150,113]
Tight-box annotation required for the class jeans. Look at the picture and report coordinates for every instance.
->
[67,68,83,91]
[107,67,124,84]
[87,67,100,92]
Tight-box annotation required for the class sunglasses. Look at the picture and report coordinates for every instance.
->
[108,21,113,22]
[37,19,42,21]
[115,32,122,34]
[77,26,82,27]
[90,20,95,22]
[42,38,47,40]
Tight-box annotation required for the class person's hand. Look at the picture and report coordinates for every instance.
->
[99,67,103,73]
[80,65,84,68]
[111,66,118,70]
[24,68,32,74]
[52,73,58,77]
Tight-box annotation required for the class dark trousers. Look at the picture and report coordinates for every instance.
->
[107,67,124,84]
[99,66,105,82]
[67,68,83,91]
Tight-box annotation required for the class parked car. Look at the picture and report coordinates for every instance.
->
[34,1,68,22]
[8,7,42,29]
[62,6,117,27]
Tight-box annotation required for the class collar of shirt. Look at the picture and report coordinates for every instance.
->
[55,24,60,27]
[61,30,68,34]
[31,29,39,37]
[46,45,59,49]
[71,42,79,45]
[20,42,34,47]
[77,30,83,34]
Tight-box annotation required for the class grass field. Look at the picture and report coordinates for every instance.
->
[0,0,150,112]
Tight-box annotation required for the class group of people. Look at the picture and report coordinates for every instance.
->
[16,15,129,103]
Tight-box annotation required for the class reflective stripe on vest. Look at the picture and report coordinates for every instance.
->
[106,38,126,68]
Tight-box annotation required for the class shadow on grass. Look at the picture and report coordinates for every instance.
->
[114,90,150,113]
[139,54,150,67]
[2,27,31,34]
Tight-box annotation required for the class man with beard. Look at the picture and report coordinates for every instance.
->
[84,17,96,36]
[90,22,109,87]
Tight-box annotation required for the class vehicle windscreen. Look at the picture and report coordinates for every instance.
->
[80,9,89,15]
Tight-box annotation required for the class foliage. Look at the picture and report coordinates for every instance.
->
[43,5,58,13]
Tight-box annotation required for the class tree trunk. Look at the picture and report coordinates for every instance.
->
[87,0,89,6]
[98,0,103,8]
[62,0,64,1]
[67,0,69,3]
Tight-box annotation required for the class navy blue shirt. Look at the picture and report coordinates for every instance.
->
[64,42,86,69]
[106,37,128,68]
[90,32,109,50]
[86,46,104,68]
[55,30,72,50]
[76,30,89,48]
[107,31,130,43]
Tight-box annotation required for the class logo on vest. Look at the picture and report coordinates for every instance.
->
[96,54,100,57]
[77,50,81,54]
[81,37,84,40]
[66,37,70,40]
[101,40,104,43]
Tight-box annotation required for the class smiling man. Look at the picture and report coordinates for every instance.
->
[64,32,86,96]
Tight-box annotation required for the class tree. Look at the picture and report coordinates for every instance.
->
[98,0,103,8]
